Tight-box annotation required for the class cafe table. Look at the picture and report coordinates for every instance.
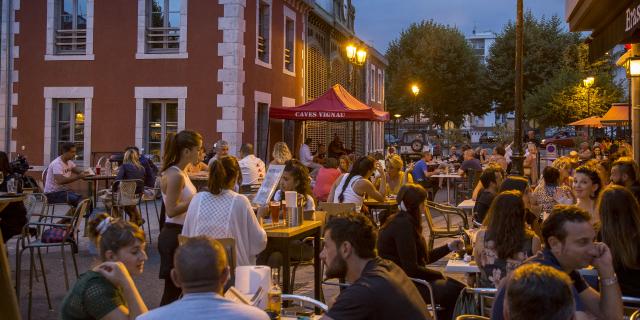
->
[0,194,26,212]
[457,199,476,210]
[432,173,462,204]
[189,173,209,191]
[264,220,322,301]
[445,258,599,277]
[363,197,397,210]
[83,175,116,205]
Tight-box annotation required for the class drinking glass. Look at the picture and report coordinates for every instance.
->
[269,201,281,224]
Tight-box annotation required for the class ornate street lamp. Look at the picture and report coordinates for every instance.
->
[629,56,640,77]
[583,76,594,117]
[511,0,524,176]
[346,43,367,66]
[411,85,420,96]
[411,84,420,124]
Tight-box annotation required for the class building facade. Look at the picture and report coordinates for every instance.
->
[2,0,385,170]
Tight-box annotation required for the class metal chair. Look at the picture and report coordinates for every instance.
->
[281,294,328,314]
[464,287,497,317]
[317,202,356,222]
[40,168,73,217]
[624,296,640,319]
[631,309,640,320]
[424,201,468,252]
[410,277,441,320]
[15,198,90,320]
[289,211,326,294]
[456,316,489,320]
[138,177,161,243]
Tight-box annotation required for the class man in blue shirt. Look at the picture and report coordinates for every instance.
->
[492,205,623,320]
[138,236,269,320]
[412,151,442,198]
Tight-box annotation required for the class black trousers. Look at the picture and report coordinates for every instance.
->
[157,222,183,306]
[416,276,466,320]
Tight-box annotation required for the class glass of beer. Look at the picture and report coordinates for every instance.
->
[269,201,280,224]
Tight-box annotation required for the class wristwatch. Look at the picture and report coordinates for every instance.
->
[599,274,618,287]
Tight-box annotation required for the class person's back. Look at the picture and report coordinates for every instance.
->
[473,189,495,225]
[412,159,428,181]
[461,157,482,172]
[313,167,341,201]
[115,163,146,194]
[238,154,266,186]
[326,257,430,320]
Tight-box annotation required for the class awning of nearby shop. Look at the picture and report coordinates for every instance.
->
[601,103,630,126]
[568,116,603,128]
[269,84,390,122]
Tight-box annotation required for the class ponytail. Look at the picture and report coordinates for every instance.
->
[337,156,376,203]
[161,130,203,172]
[88,213,145,261]
[208,156,240,195]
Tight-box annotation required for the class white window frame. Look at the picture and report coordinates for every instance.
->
[370,65,376,102]
[255,0,272,69]
[135,87,186,153]
[377,69,383,103]
[282,5,296,77]
[143,99,179,161]
[254,91,271,161]
[45,0,95,61]
[136,0,188,60]
[43,87,93,167]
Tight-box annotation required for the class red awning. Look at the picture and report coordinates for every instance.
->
[269,84,390,122]
[568,116,603,128]
[601,103,629,126]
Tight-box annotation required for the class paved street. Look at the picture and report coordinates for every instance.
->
[7,192,460,319]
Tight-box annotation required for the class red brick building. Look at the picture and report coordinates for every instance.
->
[1,0,385,170]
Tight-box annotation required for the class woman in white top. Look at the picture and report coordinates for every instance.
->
[328,156,386,212]
[158,130,202,306]
[182,156,267,266]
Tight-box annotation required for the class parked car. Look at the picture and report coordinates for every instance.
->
[541,131,576,148]
[398,131,434,162]
[479,132,498,144]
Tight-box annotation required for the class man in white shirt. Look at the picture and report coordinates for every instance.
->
[138,236,269,320]
[44,142,88,207]
[207,140,230,167]
[299,138,322,174]
[237,143,265,186]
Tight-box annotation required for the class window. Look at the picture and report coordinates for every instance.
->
[144,100,178,161]
[284,17,295,73]
[55,0,87,54]
[53,99,85,160]
[256,103,269,161]
[377,70,383,103]
[146,0,180,53]
[257,0,271,65]
[370,66,376,102]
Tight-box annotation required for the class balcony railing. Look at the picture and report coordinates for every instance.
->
[55,29,86,54]
[284,48,291,65]
[146,27,180,52]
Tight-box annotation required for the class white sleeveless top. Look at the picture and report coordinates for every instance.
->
[333,174,364,212]
[161,166,197,225]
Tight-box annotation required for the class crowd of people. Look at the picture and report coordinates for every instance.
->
[29,129,638,320]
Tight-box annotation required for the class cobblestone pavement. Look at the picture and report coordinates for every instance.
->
[8,190,465,319]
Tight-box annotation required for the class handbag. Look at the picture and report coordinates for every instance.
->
[41,227,68,243]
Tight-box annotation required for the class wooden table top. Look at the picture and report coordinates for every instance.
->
[363,197,397,206]
[83,175,117,181]
[265,220,322,238]
[432,174,462,179]
[0,194,25,202]
[457,199,476,209]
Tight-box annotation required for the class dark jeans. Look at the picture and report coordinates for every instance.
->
[158,222,183,306]
[45,190,83,207]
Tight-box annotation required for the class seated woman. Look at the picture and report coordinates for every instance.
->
[312,158,342,202]
[473,190,541,288]
[532,166,574,217]
[573,165,602,224]
[0,151,27,242]
[60,214,148,319]
[499,176,542,236]
[378,184,465,320]
[328,156,386,213]
[338,155,351,174]
[597,185,640,297]
[270,142,292,166]
[272,159,315,211]
[184,146,208,174]
[182,156,267,266]
[111,149,146,225]
[375,154,413,196]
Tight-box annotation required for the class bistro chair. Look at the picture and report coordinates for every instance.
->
[281,294,328,314]
[464,287,497,317]
[178,235,237,280]
[424,201,468,252]
[631,309,640,320]
[410,277,441,320]
[138,177,162,244]
[15,198,90,320]
[317,202,356,221]
[624,296,640,319]
[456,316,489,320]
[40,168,73,217]
[289,211,327,294]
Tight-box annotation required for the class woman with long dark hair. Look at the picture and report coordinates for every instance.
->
[573,165,602,224]
[182,156,266,266]
[157,130,202,305]
[328,156,386,212]
[597,185,640,297]
[273,159,315,211]
[473,190,541,288]
[378,184,465,320]
[0,151,27,242]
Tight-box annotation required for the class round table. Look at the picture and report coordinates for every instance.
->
[83,175,117,205]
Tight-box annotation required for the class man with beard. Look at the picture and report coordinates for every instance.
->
[610,157,640,202]
[319,214,430,320]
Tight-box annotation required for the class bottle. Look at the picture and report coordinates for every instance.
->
[266,269,282,319]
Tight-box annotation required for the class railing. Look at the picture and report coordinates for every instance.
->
[284,48,291,65]
[257,35,266,54]
[55,29,86,54]
[146,27,180,52]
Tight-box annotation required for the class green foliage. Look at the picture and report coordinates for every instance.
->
[385,20,492,127]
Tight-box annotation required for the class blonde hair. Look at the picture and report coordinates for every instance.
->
[123,149,143,169]
[552,157,572,171]
[386,154,404,170]
[272,142,292,164]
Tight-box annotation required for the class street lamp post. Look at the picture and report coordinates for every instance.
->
[345,42,367,154]
[411,84,420,124]
[511,0,525,176]
[394,113,401,140]
[583,76,595,139]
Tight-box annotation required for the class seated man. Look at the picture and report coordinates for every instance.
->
[492,205,623,320]
[412,151,442,198]
[320,214,430,320]
[238,143,265,186]
[207,140,230,166]
[504,263,575,320]
[299,138,322,173]
[44,142,88,207]
[458,149,482,176]
[138,236,269,320]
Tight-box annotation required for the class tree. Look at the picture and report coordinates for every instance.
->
[486,12,580,114]
[385,21,492,127]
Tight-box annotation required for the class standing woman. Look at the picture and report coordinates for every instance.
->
[597,185,640,297]
[157,130,202,305]
[573,165,602,224]
[328,156,386,213]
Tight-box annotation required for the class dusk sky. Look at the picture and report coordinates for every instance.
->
[352,0,566,54]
